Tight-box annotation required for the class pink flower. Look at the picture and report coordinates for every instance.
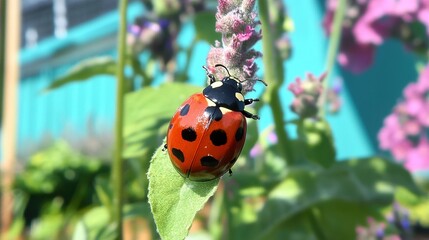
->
[378,64,429,172]
[404,137,429,172]
[207,0,262,93]
[337,39,375,73]
[288,73,326,118]
[324,0,429,73]
[250,143,262,158]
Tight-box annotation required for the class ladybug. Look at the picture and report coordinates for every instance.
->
[165,64,266,181]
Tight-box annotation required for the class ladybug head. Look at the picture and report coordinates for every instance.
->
[203,64,267,94]
[222,77,243,92]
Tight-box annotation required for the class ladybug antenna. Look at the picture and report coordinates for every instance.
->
[212,64,267,86]
[202,65,216,84]
[240,78,268,86]
[214,64,231,77]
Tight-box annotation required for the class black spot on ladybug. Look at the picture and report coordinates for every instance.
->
[180,104,190,116]
[210,129,227,146]
[235,127,244,141]
[200,156,219,167]
[182,127,197,142]
[172,148,185,162]
[205,106,223,121]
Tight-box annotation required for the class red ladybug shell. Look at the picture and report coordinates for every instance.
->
[166,93,247,181]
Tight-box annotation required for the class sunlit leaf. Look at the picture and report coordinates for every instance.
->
[44,56,116,92]
[72,207,117,240]
[257,157,420,238]
[148,145,219,240]
[314,200,379,240]
[123,83,202,158]
[297,119,336,167]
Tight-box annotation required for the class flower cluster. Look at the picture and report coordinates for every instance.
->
[127,18,172,63]
[378,65,429,172]
[206,0,262,93]
[250,128,278,158]
[356,203,413,240]
[324,0,429,73]
[288,73,326,119]
[356,217,401,240]
[127,0,206,70]
[326,77,343,114]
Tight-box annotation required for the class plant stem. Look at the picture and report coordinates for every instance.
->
[0,0,6,124]
[319,0,347,117]
[112,0,128,238]
[308,208,327,240]
[258,0,294,165]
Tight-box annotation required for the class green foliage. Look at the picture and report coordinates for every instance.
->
[71,203,156,240]
[148,145,219,240]
[297,119,336,167]
[257,157,420,239]
[194,11,221,44]
[15,141,105,194]
[13,141,109,239]
[72,207,116,240]
[123,82,202,158]
[44,56,116,92]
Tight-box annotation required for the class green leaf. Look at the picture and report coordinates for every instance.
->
[297,119,336,167]
[72,203,156,240]
[193,11,220,44]
[263,211,318,240]
[72,206,117,240]
[148,145,219,240]
[257,157,420,238]
[314,200,379,240]
[14,141,102,194]
[123,83,202,158]
[44,56,116,92]
[409,200,429,226]
[72,221,88,240]
[94,177,113,216]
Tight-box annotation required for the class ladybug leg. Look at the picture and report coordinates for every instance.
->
[244,98,259,105]
[228,169,233,176]
[162,144,167,151]
[242,110,260,120]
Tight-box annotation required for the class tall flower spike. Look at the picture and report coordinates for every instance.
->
[206,0,262,94]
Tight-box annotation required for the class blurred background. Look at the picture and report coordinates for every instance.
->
[1,0,427,239]
[5,0,419,160]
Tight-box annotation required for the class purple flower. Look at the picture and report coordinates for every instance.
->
[326,77,343,113]
[250,143,263,158]
[206,0,262,93]
[324,0,429,73]
[378,64,429,172]
[127,18,174,69]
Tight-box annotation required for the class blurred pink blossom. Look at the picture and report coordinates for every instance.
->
[324,0,429,73]
[288,72,326,118]
[378,64,429,172]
